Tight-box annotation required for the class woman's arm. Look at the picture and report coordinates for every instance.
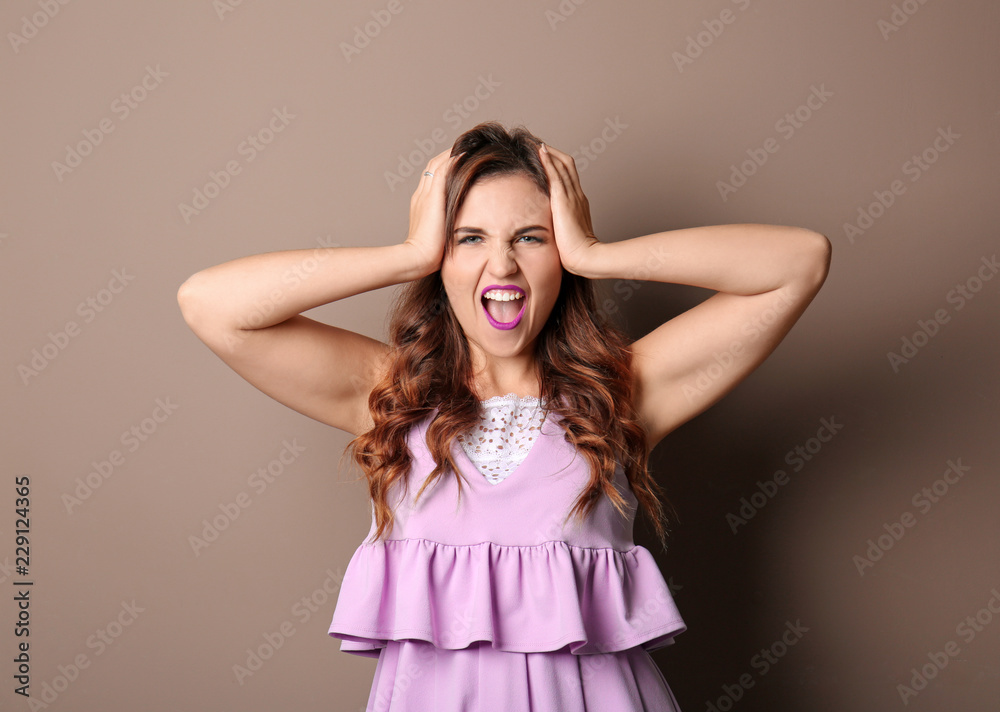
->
[177,244,419,435]
[575,224,830,448]
[177,148,463,436]
[538,143,831,450]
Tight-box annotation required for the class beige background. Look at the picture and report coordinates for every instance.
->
[2,0,998,710]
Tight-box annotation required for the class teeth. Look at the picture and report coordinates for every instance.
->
[484,289,524,302]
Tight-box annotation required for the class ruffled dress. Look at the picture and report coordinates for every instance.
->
[329,394,686,711]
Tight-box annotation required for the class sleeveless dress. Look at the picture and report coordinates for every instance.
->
[329,395,686,711]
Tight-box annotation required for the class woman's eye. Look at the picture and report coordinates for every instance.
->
[456,234,540,245]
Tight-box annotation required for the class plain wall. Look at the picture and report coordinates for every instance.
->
[2,1,998,710]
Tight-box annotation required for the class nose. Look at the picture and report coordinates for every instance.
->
[486,242,517,278]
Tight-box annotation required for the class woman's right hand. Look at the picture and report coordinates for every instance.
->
[403,148,464,276]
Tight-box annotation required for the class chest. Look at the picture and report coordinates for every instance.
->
[455,395,548,485]
[382,408,639,551]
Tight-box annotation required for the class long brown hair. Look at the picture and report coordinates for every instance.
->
[345,121,673,551]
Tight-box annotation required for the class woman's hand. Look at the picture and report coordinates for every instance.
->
[537,142,601,276]
[403,148,464,276]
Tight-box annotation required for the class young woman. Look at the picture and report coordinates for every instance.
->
[177,121,831,711]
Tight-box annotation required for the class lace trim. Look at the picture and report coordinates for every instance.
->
[480,393,545,408]
[457,393,548,485]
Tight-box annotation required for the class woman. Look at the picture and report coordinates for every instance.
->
[177,121,831,711]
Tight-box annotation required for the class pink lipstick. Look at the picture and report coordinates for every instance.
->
[481,284,526,330]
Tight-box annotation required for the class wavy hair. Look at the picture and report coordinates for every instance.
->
[345,121,673,551]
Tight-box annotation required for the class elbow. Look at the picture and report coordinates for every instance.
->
[176,273,206,327]
[796,229,832,290]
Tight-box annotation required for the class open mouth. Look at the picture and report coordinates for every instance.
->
[481,284,526,330]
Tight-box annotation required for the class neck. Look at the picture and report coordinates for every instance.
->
[468,346,540,400]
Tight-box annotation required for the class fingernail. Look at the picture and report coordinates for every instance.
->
[540,143,548,153]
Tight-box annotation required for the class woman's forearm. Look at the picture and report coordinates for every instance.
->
[576,223,830,295]
[177,242,429,331]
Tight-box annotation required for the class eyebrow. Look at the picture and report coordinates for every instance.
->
[454,225,550,235]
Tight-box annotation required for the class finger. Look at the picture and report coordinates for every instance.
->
[546,147,585,203]
[433,149,465,178]
[421,148,448,177]
[425,153,462,199]
[542,143,578,178]
[544,146,576,190]
[427,147,457,172]
[416,161,437,190]
[442,150,465,176]
[551,159,577,207]
[540,142,574,169]
[417,149,458,192]
[541,143,585,198]
[540,147,593,235]
[422,156,444,185]
[539,144,570,197]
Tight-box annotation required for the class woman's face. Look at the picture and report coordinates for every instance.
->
[441,172,563,364]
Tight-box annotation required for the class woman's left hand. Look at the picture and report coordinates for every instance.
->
[538,142,601,276]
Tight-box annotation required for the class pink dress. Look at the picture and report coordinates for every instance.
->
[329,404,686,711]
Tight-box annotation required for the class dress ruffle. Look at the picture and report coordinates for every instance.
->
[328,537,686,658]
